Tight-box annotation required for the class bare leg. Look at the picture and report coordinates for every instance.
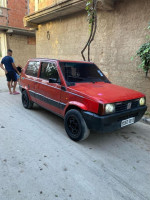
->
[13,81,17,93]
[11,80,14,87]
[7,81,12,94]
[18,78,20,85]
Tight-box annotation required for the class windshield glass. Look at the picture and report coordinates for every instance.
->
[59,62,110,86]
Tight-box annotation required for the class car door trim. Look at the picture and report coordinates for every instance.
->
[29,90,66,110]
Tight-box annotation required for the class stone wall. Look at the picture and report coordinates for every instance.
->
[36,0,150,110]
[7,34,36,67]
[0,34,36,76]
[0,34,35,70]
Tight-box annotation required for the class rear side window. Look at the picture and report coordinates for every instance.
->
[40,62,59,80]
[25,61,40,77]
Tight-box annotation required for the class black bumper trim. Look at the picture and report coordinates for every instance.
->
[82,105,147,133]
[29,90,66,110]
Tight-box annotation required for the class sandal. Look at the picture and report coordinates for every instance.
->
[13,91,20,95]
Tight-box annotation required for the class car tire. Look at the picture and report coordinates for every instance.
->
[22,90,33,109]
[64,109,90,141]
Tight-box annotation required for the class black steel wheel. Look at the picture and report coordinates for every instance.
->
[64,109,90,141]
[22,90,33,109]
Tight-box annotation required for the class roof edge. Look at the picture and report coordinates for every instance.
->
[0,26,35,36]
[24,0,115,28]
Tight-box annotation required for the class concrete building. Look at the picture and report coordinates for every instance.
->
[24,0,150,111]
[0,0,36,76]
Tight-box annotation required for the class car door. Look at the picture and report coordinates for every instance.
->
[24,61,40,102]
[35,61,62,115]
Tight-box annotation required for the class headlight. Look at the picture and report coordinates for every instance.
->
[105,104,115,114]
[139,97,145,106]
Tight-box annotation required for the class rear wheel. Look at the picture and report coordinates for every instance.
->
[64,109,90,141]
[22,90,33,109]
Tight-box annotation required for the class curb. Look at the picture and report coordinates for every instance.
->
[140,117,150,125]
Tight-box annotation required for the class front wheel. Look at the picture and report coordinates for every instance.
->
[22,90,33,109]
[64,109,90,141]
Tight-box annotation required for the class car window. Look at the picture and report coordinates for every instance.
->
[59,62,110,86]
[40,62,59,81]
[25,61,40,77]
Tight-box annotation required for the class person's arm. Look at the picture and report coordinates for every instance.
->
[0,63,8,74]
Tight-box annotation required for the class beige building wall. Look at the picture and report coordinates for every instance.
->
[0,32,7,76]
[0,34,36,76]
[36,0,150,111]
[7,34,36,68]
[37,0,68,10]
[30,0,68,13]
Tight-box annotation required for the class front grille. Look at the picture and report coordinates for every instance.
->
[115,99,139,113]
[118,113,138,121]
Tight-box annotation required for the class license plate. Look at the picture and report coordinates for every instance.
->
[121,117,135,127]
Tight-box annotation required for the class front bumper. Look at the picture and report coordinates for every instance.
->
[82,105,147,133]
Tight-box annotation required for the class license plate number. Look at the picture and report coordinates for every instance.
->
[121,117,135,127]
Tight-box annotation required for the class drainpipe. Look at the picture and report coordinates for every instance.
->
[27,0,29,14]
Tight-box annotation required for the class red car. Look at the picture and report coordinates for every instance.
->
[20,59,147,141]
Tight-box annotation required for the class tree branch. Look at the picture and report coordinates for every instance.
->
[81,0,98,61]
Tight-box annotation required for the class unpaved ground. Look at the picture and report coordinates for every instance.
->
[0,77,150,200]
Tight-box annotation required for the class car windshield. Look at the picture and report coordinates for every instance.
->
[59,62,110,86]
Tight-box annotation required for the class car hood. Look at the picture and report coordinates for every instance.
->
[69,82,144,103]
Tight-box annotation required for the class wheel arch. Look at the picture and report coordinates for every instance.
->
[21,87,32,101]
[64,101,87,115]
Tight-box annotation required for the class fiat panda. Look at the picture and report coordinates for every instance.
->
[19,59,147,141]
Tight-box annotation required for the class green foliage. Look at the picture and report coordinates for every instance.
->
[137,42,150,72]
[82,0,97,61]
[136,23,150,77]
[85,0,94,31]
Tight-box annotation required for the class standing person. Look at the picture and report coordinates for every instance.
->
[0,49,20,95]
[16,65,22,84]
[11,65,22,87]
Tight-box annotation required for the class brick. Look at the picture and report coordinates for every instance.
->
[7,0,28,28]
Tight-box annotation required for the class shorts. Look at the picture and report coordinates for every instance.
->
[6,71,17,82]
[16,73,20,80]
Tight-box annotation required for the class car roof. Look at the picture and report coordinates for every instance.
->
[28,58,93,64]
